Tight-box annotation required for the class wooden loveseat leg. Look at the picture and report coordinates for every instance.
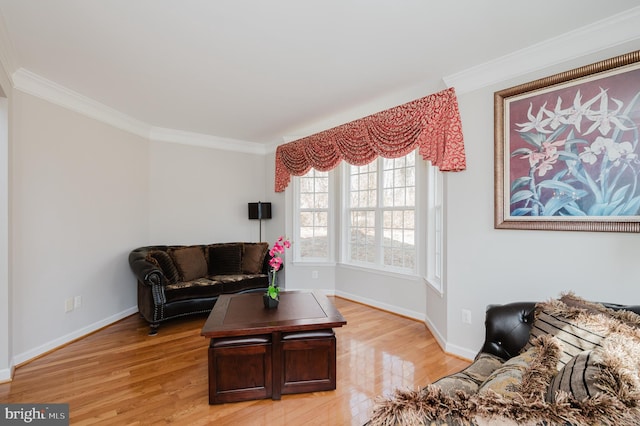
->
[148,323,159,336]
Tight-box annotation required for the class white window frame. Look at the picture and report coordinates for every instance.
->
[292,169,335,263]
[425,164,444,294]
[342,152,418,275]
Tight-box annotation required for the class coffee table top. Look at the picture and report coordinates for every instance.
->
[201,290,347,338]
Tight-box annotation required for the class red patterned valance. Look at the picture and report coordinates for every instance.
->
[274,87,466,192]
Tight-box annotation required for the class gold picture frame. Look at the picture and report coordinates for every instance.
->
[495,50,640,232]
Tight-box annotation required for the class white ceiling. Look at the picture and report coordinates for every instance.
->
[0,1,639,146]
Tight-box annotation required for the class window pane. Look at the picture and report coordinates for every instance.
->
[382,188,393,207]
[300,212,313,226]
[394,188,405,206]
[300,193,314,209]
[382,208,415,268]
[315,193,328,209]
[349,210,375,264]
[316,176,328,192]
[406,187,415,207]
[300,177,314,192]
[314,212,328,226]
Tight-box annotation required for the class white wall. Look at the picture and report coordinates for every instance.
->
[10,91,149,362]
[149,141,267,244]
[0,68,10,381]
[263,151,285,246]
[4,91,273,369]
[442,42,640,359]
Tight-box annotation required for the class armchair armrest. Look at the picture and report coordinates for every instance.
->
[129,246,166,286]
[479,302,536,361]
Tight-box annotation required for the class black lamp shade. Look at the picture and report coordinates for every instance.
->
[248,202,272,220]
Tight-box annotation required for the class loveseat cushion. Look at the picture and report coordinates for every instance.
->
[164,278,224,303]
[169,246,208,281]
[208,243,243,275]
[213,274,269,294]
[431,353,504,397]
[477,335,558,400]
[242,242,268,274]
[146,250,180,284]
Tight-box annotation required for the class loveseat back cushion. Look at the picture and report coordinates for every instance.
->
[242,242,269,274]
[146,250,181,284]
[208,243,243,275]
[169,246,208,281]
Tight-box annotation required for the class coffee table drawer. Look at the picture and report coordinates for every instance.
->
[280,330,336,395]
[208,335,272,404]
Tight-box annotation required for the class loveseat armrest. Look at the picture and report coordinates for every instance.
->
[479,301,536,361]
[129,246,166,286]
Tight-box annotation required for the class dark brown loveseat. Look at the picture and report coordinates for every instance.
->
[129,242,271,335]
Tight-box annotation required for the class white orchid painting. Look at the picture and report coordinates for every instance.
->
[507,65,640,219]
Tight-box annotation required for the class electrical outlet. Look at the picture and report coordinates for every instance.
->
[461,309,472,324]
[74,296,82,308]
[311,270,319,279]
[65,298,74,313]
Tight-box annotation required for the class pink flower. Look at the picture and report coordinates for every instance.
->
[269,236,290,274]
[269,256,283,271]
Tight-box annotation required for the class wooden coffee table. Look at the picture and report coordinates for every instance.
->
[201,290,347,404]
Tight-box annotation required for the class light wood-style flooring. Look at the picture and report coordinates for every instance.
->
[0,297,471,425]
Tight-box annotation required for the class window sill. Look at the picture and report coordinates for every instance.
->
[424,276,444,297]
[291,260,337,267]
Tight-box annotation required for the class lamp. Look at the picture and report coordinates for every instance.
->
[248,201,272,242]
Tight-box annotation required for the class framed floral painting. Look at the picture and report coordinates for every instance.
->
[495,50,640,232]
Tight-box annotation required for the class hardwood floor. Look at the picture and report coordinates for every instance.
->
[0,297,471,425]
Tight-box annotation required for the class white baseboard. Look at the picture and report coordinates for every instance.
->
[424,315,474,361]
[13,306,138,367]
[423,315,447,350]
[444,342,477,361]
[333,289,425,322]
[0,363,14,383]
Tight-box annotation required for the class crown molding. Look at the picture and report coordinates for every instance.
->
[10,68,268,154]
[12,68,151,138]
[149,127,267,155]
[443,6,640,94]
